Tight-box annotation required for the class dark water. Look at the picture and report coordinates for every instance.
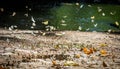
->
[0,3,120,32]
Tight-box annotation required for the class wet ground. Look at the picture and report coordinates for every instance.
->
[0,29,120,69]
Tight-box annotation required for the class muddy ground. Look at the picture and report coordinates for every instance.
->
[0,29,120,69]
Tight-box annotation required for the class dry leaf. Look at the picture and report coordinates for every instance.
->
[74,54,80,58]
[0,66,5,69]
[103,61,108,67]
[83,47,91,55]
[89,48,94,53]
[100,50,107,56]
[54,45,60,49]
[92,47,97,52]
[99,43,108,47]
[52,60,57,65]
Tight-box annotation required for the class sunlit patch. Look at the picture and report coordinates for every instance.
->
[11,12,16,16]
[115,21,119,26]
[102,13,105,16]
[0,8,4,12]
[42,21,49,25]
[76,3,79,6]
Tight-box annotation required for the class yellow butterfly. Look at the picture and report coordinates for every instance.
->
[42,21,48,25]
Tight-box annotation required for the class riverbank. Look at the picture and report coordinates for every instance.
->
[0,29,120,69]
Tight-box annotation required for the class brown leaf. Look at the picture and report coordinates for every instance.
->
[0,66,5,69]
[52,60,57,65]
[103,61,108,67]
[74,54,80,58]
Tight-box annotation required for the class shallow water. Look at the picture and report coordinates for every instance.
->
[0,3,120,31]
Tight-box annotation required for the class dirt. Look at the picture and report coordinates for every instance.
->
[0,29,120,69]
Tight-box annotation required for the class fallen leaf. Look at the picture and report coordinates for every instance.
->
[103,61,108,67]
[0,66,5,69]
[99,43,108,47]
[54,45,60,49]
[52,60,57,65]
[74,54,80,58]
[92,47,97,52]
[100,50,107,56]
[89,48,94,53]
[83,47,91,55]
